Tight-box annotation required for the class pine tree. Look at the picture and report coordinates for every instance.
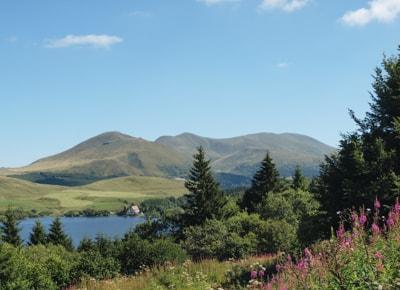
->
[47,217,73,250]
[240,152,279,213]
[183,146,227,226]
[29,220,47,245]
[0,208,22,246]
[292,165,307,191]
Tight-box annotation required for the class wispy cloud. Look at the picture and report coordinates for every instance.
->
[259,0,309,12]
[5,36,18,43]
[276,62,290,69]
[197,0,240,6]
[129,10,152,17]
[45,34,123,49]
[341,0,400,26]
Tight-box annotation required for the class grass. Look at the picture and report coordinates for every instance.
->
[74,255,276,290]
[0,175,186,215]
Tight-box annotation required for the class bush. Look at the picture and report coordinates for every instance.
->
[0,244,78,290]
[75,250,120,279]
[257,219,298,253]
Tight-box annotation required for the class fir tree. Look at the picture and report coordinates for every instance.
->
[240,152,279,213]
[292,165,307,191]
[0,208,22,246]
[318,47,400,228]
[183,146,227,226]
[29,220,47,245]
[47,217,73,250]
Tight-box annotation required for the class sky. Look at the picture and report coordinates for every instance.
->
[0,0,400,167]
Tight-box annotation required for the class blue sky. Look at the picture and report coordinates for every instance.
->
[1,0,400,167]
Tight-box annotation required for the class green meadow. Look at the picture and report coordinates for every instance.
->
[0,175,186,215]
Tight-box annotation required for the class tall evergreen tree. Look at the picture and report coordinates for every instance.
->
[29,220,47,246]
[317,47,400,227]
[183,146,227,226]
[240,152,279,212]
[292,165,307,191]
[47,217,73,250]
[0,208,22,246]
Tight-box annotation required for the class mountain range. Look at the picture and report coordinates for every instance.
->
[3,131,335,188]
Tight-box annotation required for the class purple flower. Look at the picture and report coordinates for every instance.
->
[387,217,395,228]
[374,251,384,260]
[395,200,400,213]
[304,248,313,260]
[336,224,345,240]
[372,223,380,235]
[359,214,367,226]
[250,270,257,279]
[374,197,381,210]
[258,270,265,278]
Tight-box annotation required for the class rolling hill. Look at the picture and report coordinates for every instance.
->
[11,132,190,186]
[5,131,335,188]
[0,175,186,214]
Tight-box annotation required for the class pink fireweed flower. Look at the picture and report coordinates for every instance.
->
[374,197,381,210]
[304,248,313,260]
[395,199,400,213]
[336,224,345,240]
[372,223,380,235]
[258,270,265,278]
[374,251,384,260]
[359,213,367,226]
[275,264,282,272]
[387,216,395,228]
[250,270,257,279]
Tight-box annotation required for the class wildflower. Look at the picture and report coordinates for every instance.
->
[336,211,341,215]
[336,223,345,240]
[304,248,313,260]
[258,270,265,278]
[374,197,381,210]
[372,223,380,235]
[395,199,400,213]
[366,208,371,212]
[387,216,395,228]
[374,251,384,260]
[276,264,282,272]
[359,214,367,226]
[250,270,257,279]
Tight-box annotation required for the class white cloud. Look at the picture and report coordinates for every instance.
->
[197,0,240,6]
[276,62,290,68]
[341,0,400,26]
[259,0,309,12]
[45,34,123,49]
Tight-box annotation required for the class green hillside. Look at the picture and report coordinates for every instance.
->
[0,175,186,214]
[12,132,189,186]
[156,132,335,177]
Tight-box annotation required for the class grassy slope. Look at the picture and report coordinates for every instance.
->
[156,132,335,176]
[0,175,186,214]
[14,132,189,180]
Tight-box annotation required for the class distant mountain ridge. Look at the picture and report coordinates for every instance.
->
[156,132,335,177]
[7,131,335,187]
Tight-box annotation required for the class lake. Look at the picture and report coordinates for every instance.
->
[20,216,146,246]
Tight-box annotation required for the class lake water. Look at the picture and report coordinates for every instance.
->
[20,216,146,246]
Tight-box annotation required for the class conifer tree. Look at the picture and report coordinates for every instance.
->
[183,146,227,226]
[29,220,47,245]
[240,152,279,213]
[292,165,307,191]
[47,217,73,250]
[318,47,400,228]
[0,208,22,246]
